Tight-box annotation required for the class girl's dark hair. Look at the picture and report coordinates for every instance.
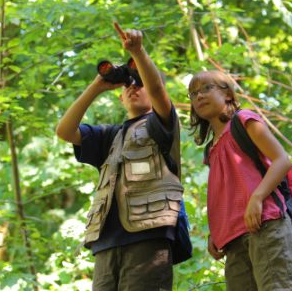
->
[189,70,240,145]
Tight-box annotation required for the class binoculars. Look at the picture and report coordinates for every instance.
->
[97,58,143,87]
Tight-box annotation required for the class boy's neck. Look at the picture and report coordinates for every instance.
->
[128,108,152,119]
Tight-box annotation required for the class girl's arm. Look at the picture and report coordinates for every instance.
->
[244,119,292,233]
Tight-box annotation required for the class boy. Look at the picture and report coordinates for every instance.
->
[56,23,183,291]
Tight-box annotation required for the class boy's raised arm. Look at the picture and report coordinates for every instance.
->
[114,22,172,126]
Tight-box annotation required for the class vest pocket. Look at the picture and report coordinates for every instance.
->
[85,182,111,243]
[132,126,154,146]
[126,185,183,221]
[122,146,161,181]
[85,199,104,243]
[86,201,103,228]
[97,163,110,189]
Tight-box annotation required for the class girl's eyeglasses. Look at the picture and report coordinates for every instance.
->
[188,83,224,101]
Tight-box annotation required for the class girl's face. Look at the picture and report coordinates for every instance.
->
[189,81,231,121]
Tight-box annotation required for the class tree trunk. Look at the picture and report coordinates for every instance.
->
[1,1,39,290]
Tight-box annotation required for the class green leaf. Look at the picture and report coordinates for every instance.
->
[8,65,21,73]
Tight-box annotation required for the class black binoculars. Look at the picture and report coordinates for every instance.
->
[97,58,143,87]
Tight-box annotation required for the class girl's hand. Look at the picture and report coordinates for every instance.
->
[208,235,225,260]
[114,22,143,54]
[244,194,263,233]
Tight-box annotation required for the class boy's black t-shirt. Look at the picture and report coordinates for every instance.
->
[73,106,178,255]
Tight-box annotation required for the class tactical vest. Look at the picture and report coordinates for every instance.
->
[84,118,184,247]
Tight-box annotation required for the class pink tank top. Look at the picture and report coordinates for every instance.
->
[206,109,284,249]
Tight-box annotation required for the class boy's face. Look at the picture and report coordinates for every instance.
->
[120,84,152,118]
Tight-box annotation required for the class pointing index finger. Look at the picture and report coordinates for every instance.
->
[113,22,126,40]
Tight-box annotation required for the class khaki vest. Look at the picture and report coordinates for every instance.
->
[84,118,183,247]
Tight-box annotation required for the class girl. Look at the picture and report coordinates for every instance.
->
[188,70,292,291]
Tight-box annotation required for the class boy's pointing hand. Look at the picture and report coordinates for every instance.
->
[114,22,143,54]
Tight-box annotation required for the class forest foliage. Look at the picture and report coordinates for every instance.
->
[1,0,292,290]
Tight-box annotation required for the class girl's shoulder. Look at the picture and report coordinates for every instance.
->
[237,109,264,127]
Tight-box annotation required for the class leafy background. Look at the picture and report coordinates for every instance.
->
[0,0,291,290]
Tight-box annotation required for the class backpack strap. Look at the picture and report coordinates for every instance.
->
[169,118,181,179]
[204,140,213,166]
[230,112,285,216]
[231,113,266,175]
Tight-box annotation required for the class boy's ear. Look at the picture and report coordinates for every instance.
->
[119,94,123,102]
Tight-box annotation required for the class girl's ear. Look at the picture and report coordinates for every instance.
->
[225,95,232,102]
[224,89,233,102]
[119,94,123,102]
